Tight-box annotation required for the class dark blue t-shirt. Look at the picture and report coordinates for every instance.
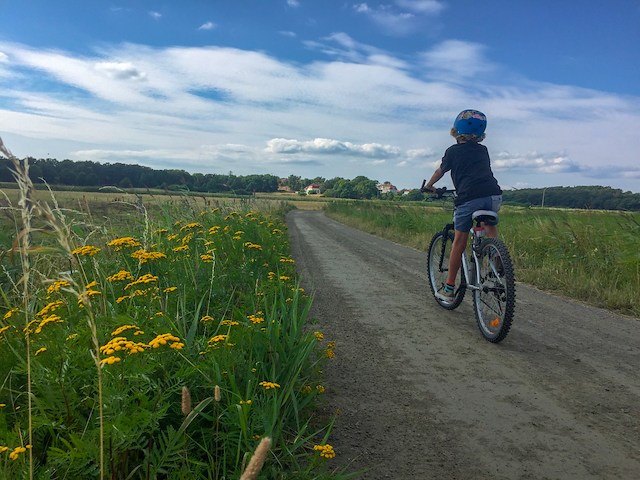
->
[440,142,502,206]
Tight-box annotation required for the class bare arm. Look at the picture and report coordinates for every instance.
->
[424,167,445,192]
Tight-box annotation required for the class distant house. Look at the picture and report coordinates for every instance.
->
[377,181,398,194]
[304,183,321,194]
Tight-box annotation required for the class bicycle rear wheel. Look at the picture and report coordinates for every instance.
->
[427,230,466,310]
[473,238,516,342]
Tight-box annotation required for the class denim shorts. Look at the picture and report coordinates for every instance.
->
[453,195,502,232]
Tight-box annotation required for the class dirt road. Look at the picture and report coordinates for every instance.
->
[287,210,640,480]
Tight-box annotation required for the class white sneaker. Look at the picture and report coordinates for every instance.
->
[435,286,455,302]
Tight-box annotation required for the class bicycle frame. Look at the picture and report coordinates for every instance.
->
[438,222,483,292]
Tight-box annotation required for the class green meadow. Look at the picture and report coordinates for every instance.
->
[0,171,352,478]
[325,201,640,318]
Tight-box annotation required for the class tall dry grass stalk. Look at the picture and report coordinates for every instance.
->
[239,437,272,480]
[0,136,34,480]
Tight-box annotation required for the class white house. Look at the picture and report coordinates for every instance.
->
[304,183,321,194]
[377,181,398,194]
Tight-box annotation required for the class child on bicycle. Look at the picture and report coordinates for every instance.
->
[422,109,502,302]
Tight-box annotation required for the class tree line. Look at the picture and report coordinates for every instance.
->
[502,186,640,211]
[1,157,639,210]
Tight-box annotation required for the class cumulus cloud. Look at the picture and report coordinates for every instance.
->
[493,151,580,174]
[198,21,216,31]
[265,138,402,158]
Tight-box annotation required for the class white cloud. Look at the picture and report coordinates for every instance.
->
[0,51,7,62]
[198,21,216,31]
[395,0,445,14]
[149,11,162,20]
[420,40,493,80]
[353,3,416,36]
[0,38,639,191]
[493,151,579,174]
[287,0,300,7]
[265,138,402,158]
[354,1,444,35]
[94,61,147,81]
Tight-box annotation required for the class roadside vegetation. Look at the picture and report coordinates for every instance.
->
[0,142,352,479]
[325,201,640,318]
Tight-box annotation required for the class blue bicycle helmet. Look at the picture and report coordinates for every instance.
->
[453,109,487,136]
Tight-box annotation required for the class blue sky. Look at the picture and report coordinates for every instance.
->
[1,1,639,192]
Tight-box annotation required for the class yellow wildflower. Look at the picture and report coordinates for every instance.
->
[35,347,47,356]
[148,333,182,348]
[208,225,221,234]
[34,314,63,334]
[314,331,324,341]
[200,254,214,262]
[107,270,134,282]
[313,444,336,459]
[172,245,189,252]
[208,334,228,344]
[3,308,19,320]
[99,356,121,366]
[248,313,265,324]
[111,325,139,336]
[9,446,28,461]
[107,237,142,251]
[0,325,11,335]
[125,274,158,290]
[36,300,63,318]
[259,381,281,390]
[131,250,167,263]
[200,315,214,323]
[47,279,71,294]
[180,222,202,231]
[71,245,101,256]
[163,286,178,293]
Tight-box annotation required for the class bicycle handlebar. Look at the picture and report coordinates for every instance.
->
[420,180,455,198]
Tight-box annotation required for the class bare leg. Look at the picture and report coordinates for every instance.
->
[446,230,469,286]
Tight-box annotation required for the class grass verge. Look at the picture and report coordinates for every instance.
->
[325,200,640,318]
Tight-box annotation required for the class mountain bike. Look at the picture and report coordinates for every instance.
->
[423,185,516,343]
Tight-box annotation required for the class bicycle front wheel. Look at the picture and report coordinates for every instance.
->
[473,238,516,342]
[427,230,465,310]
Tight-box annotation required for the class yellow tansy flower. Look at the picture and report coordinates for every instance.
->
[71,245,101,256]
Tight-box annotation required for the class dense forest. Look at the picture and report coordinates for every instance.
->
[1,157,639,211]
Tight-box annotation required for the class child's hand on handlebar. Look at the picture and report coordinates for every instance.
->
[420,180,436,193]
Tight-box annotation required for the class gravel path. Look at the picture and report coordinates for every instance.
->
[287,210,640,480]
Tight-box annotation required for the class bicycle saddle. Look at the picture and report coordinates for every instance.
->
[472,210,498,225]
